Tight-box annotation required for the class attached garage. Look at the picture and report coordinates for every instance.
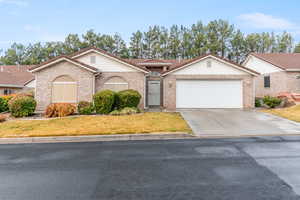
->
[176,80,243,108]
[162,54,259,110]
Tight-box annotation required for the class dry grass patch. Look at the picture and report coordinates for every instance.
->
[0,112,191,138]
[262,105,300,122]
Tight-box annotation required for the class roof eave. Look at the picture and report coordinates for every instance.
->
[0,84,24,88]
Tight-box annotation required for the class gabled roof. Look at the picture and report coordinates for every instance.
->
[162,54,260,76]
[70,47,149,73]
[248,53,300,70]
[0,65,35,87]
[126,58,187,67]
[29,55,99,73]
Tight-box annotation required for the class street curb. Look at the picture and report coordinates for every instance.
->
[0,132,194,144]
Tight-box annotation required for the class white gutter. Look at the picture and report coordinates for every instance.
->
[285,69,300,72]
[0,84,24,88]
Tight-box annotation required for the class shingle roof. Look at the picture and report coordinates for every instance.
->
[125,58,188,69]
[162,54,260,76]
[0,65,35,86]
[250,53,300,70]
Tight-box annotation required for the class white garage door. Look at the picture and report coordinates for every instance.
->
[176,80,243,108]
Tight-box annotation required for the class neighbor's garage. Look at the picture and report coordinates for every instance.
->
[176,80,243,108]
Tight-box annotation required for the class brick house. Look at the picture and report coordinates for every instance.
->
[27,47,258,111]
[243,53,300,97]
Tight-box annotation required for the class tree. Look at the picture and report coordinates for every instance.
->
[129,31,143,58]
[294,43,300,53]
[0,43,27,65]
[276,32,293,53]
[168,25,181,59]
[229,30,245,63]
[0,20,296,65]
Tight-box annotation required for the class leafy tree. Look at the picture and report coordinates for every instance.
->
[294,43,300,53]
[129,31,143,58]
[0,20,297,65]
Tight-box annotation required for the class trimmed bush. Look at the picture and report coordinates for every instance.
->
[0,114,6,122]
[8,95,36,117]
[78,101,94,115]
[263,96,282,108]
[93,90,115,114]
[120,107,140,115]
[0,95,15,112]
[255,98,262,107]
[0,98,6,113]
[109,107,140,116]
[45,103,76,118]
[109,110,121,116]
[115,89,141,109]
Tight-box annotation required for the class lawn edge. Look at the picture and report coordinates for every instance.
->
[0,132,194,144]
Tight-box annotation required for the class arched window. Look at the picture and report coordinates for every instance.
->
[52,75,77,103]
[103,76,128,91]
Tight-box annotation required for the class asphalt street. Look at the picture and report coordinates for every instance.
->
[1,137,300,200]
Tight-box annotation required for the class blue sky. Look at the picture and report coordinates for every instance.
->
[0,0,300,51]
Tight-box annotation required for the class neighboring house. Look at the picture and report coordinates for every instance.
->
[243,53,300,97]
[0,65,35,95]
[28,47,259,111]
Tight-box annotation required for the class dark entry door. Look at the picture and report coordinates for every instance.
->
[148,80,161,106]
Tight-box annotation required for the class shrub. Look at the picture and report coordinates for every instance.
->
[120,107,140,115]
[255,98,262,107]
[93,90,115,114]
[0,95,15,112]
[0,114,6,122]
[263,96,282,108]
[109,110,121,116]
[77,101,94,115]
[8,95,36,117]
[115,89,141,109]
[45,103,76,118]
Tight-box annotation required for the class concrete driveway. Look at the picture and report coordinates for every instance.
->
[180,109,300,137]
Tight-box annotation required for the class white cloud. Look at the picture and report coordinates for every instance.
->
[238,13,297,30]
[24,25,41,32]
[0,0,28,6]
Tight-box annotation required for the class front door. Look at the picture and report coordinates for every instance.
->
[148,80,161,106]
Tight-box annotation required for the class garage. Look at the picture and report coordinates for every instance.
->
[176,80,243,108]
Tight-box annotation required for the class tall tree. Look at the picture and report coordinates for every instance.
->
[129,31,143,58]
[229,30,245,63]
[168,25,181,59]
[294,42,300,53]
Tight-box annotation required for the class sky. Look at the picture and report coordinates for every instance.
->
[0,0,300,51]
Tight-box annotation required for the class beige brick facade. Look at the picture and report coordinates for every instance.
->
[34,61,95,111]
[163,74,255,110]
[95,72,145,108]
[255,71,300,97]
[34,62,146,111]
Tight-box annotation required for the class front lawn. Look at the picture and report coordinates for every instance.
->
[262,105,300,122]
[0,112,191,138]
